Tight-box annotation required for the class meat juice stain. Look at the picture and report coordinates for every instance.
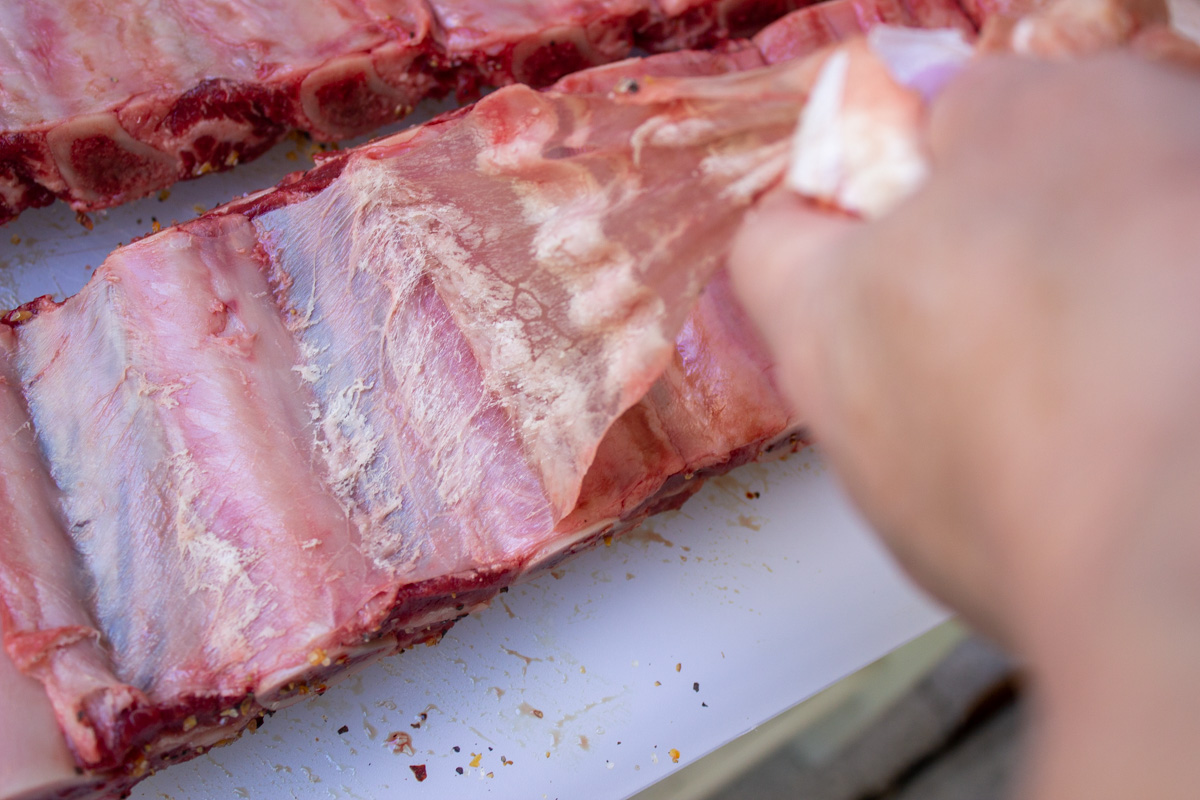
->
[518,702,544,719]
[579,735,589,751]
[386,731,415,755]
[735,514,762,531]
[626,526,674,548]
[501,646,542,674]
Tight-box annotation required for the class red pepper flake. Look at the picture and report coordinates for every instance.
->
[410,764,427,782]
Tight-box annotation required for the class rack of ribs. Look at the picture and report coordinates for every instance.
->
[0,0,830,225]
[3,0,1190,797]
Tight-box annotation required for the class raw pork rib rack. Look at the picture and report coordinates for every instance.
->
[0,0,822,225]
[0,2,998,798]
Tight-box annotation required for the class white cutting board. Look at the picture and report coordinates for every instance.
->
[0,102,948,800]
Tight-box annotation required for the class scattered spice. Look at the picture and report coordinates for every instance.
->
[452,746,460,753]
[337,725,349,735]
[157,189,171,201]
[675,663,682,673]
[10,235,19,245]
[693,682,700,692]
[669,748,681,764]
[410,764,427,782]
[75,211,93,230]
[469,753,482,768]
[455,767,463,775]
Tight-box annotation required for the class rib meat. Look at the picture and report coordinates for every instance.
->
[18,0,1174,796]
[0,0,818,225]
[0,2,971,795]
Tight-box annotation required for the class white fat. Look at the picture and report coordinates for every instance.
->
[0,176,26,210]
[830,109,929,218]
[706,139,793,205]
[788,28,973,218]
[787,49,854,204]
[1011,17,1040,53]
[315,378,385,507]
[134,368,185,409]
[169,449,266,657]
[631,116,721,166]
[293,363,322,383]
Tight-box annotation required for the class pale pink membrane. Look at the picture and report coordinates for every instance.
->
[0,5,977,792]
[253,55,806,557]
[11,216,394,768]
[564,269,798,533]
[0,330,106,798]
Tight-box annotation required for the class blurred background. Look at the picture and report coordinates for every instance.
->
[632,622,1021,800]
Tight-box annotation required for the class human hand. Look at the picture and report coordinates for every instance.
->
[732,52,1200,798]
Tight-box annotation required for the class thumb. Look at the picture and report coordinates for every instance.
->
[729,189,859,418]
